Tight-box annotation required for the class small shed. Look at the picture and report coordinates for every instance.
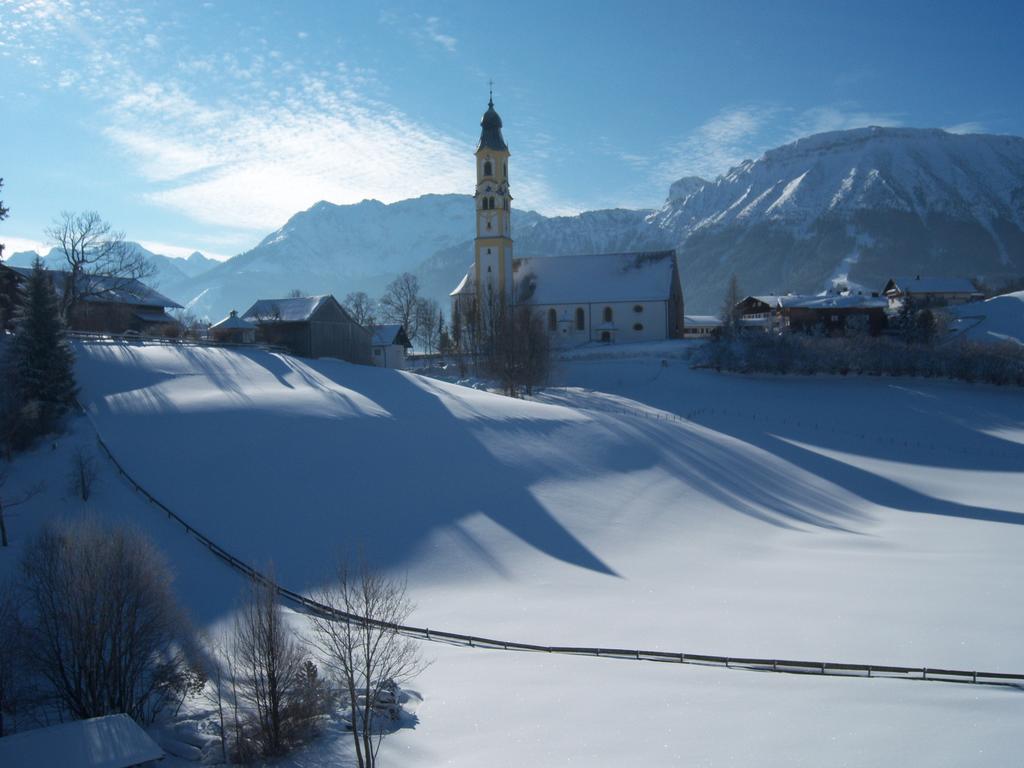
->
[370,324,412,369]
[242,294,371,363]
[0,713,164,768]
[209,309,256,344]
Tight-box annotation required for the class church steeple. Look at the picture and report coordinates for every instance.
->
[473,89,513,304]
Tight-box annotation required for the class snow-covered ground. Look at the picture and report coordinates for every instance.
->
[2,339,1023,765]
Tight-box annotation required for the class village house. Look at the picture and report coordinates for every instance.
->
[371,324,412,368]
[241,294,371,363]
[683,314,722,338]
[450,93,685,346]
[1,263,182,334]
[209,309,257,344]
[735,294,803,332]
[883,276,983,308]
[786,292,889,335]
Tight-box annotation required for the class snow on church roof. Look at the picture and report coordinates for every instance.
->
[514,250,678,306]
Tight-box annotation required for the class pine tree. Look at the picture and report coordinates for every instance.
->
[11,258,77,437]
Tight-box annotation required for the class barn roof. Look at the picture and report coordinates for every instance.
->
[0,714,163,768]
[211,309,257,330]
[371,324,411,347]
[514,250,678,306]
[242,295,335,323]
[884,276,980,295]
[5,265,182,309]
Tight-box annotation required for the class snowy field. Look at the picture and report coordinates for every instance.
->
[2,339,1023,765]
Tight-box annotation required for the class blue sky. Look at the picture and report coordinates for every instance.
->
[2,0,1022,260]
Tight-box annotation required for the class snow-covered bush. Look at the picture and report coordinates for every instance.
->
[695,332,1024,386]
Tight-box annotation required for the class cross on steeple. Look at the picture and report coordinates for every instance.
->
[488,79,494,106]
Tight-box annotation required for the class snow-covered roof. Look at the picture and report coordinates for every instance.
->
[242,295,333,323]
[514,250,678,305]
[684,314,722,326]
[371,324,411,347]
[884,276,981,295]
[742,294,806,309]
[0,714,163,768]
[6,265,182,309]
[211,309,257,330]
[450,268,475,297]
[788,293,888,310]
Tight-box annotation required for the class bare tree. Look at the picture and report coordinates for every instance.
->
[343,291,377,328]
[720,273,743,335]
[310,561,427,768]
[18,519,195,722]
[68,446,98,502]
[379,273,421,341]
[0,470,43,547]
[0,582,21,736]
[230,574,320,759]
[45,211,155,322]
[414,297,440,354]
[286,288,306,298]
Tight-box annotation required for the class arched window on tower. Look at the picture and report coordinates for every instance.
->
[483,160,493,177]
[482,197,490,210]
[548,308,557,331]
[575,307,585,331]
[490,196,496,209]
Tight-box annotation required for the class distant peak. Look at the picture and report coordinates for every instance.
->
[667,176,709,202]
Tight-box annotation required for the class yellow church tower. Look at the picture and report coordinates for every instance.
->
[473,90,513,305]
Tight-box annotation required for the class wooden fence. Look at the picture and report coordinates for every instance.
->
[79,402,1024,691]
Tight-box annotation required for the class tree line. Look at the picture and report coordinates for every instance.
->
[0,517,424,767]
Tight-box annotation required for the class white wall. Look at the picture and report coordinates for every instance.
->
[533,300,669,347]
[372,344,406,369]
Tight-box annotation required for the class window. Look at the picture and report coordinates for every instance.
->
[483,160,493,176]
[490,196,496,209]
[503,162,507,176]
[603,307,613,323]
[548,308,557,331]
[633,304,643,313]
[575,307,585,331]
[633,323,644,331]
[374,348,381,356]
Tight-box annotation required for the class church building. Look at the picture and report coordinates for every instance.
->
[451,94,684,346]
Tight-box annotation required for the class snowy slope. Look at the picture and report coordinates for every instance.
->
[949,290,1024,345]
[3,340,1023,765]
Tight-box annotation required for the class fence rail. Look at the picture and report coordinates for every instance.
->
[81,403,1024,691]
[68,331,289,354]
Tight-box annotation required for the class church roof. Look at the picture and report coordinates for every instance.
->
[478,97,509,152]
[514,250,679,305]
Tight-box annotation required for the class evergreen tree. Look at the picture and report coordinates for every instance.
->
[11,258,77,438]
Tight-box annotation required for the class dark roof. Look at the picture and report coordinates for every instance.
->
[478,97,508,152]
[4,265,182,309]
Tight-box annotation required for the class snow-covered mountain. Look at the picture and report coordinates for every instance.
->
[165,127,1024,319]
[652,127,1024,310]
[3,243,217,304]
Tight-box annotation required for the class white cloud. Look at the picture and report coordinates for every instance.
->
[1,236,49,257]
[424,17,456,52]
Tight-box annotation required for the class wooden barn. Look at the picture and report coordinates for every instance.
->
[1,263,182,334]
[242,294,371,363]
[787,293,889,336]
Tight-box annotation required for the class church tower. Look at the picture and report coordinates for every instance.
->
[473,91,513,306]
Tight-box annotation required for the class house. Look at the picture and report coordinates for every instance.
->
[209,309,256,344]
[882,276,983,308]
[0,713,164,768]
[734,294,803,332]
[683,314,722,338]
[448,95,685,347]
[786,292,889,335]
[1,264,182,334]
[241,294,371,363]
[370,324,412,368]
